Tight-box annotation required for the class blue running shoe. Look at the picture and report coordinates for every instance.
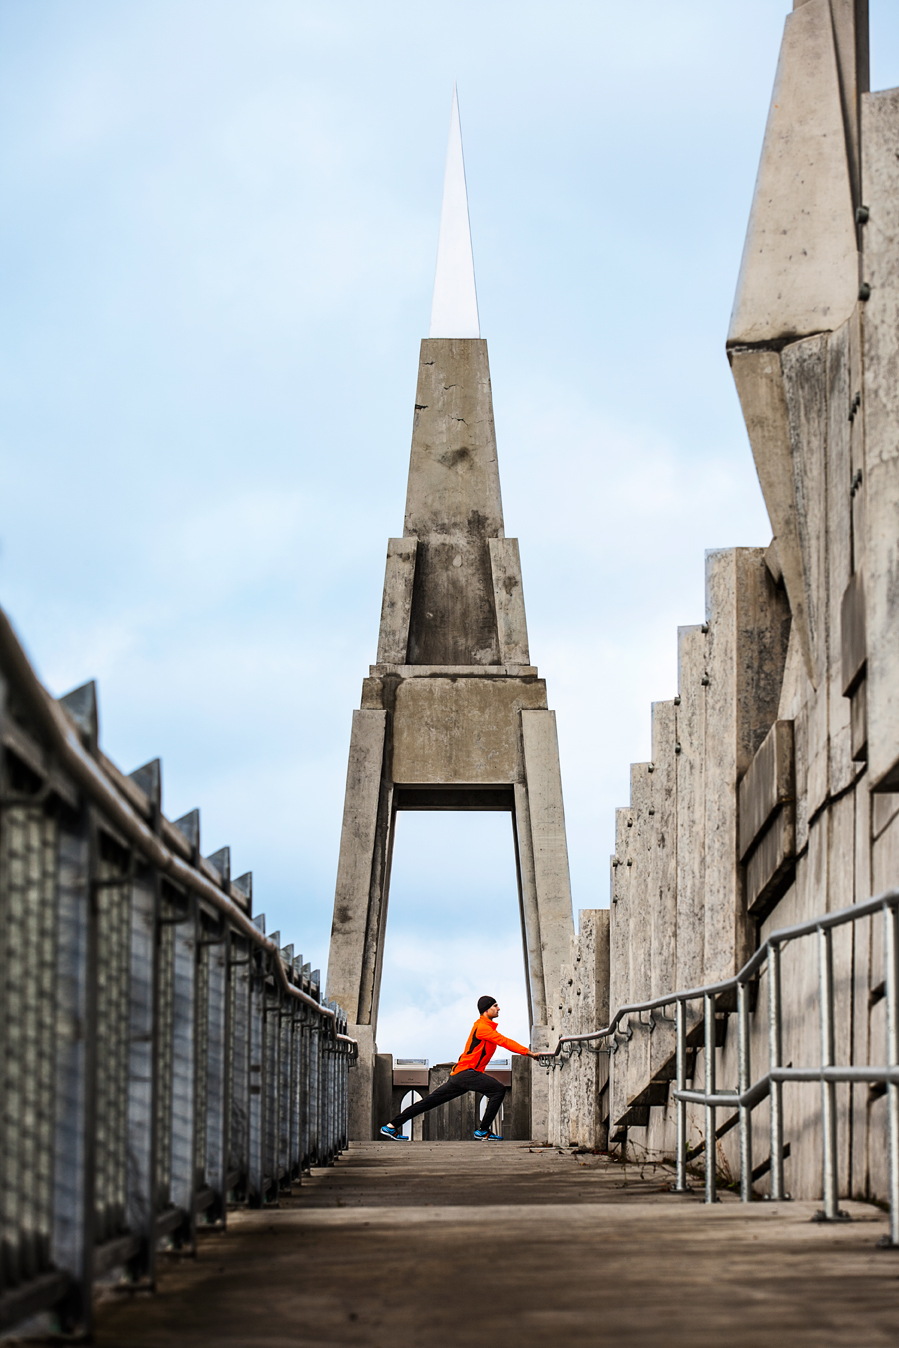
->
[380,1124,409,1141]
[473,1129,503,1141]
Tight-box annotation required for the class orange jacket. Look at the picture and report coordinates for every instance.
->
[452,1014,530,1075]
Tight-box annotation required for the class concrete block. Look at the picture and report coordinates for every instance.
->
[373,1053,394,1134]
[860,89,899,789]
[703,548,788,983]
[745,806,797,918]
[392,677,547,785]
[739,720,795,860]
[488,538,530,666]
[347,1024,375,1141]
[728,0,857,347]
[731,349,817,685]
[508,1054,532,1140]
[376,539,417,664]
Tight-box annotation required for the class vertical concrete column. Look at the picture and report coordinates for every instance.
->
[825,319,855,794]
[520,709,574,1142]
[594,909,611,1148]
[649,703,677,1078]
[861,89,899,791]
[376,540,418,665]
[675,625,707,998]
[489,538,530,665]
[327,710,389,1140]
[609,806,632,1135]
[574,912,598,1148]
[519,710,575,997]
[626,765,652,1109]
[327,710,388,1020]
[512,782,547,1026]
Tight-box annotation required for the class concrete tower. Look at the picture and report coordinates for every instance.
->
[327,90,575,1139]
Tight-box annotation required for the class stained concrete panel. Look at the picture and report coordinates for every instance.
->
[376,539,417,665]
[649,702,677,1077]
[728,0,857,347]
[404,339,503,539]
[404,339,504,666]
[860,90,899,789]
[488,538,530,666]
[675,626,707,993]
[825,322,856,795]
[731,349,817,686]
[391,677,547,785]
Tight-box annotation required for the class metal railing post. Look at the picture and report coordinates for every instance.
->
[885,901,899,1247]
[704,993,717,1204]
[738,979,752,1203]
[673,999,689,1192]
[818,925,840,1220]
[768,941,785,1201]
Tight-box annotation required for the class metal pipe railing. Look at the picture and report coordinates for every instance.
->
[538,886,899,1245]
[0,606,356,1338]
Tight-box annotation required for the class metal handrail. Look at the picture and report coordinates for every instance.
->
[0,605,354,1043]
[538,886,899,1245]
[0,604,357,1336]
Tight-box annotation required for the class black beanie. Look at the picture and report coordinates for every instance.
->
[478,995,498,1015]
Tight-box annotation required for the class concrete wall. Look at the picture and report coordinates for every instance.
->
[559,21,899,1205]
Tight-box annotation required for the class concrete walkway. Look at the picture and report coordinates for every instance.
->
[93,1143,897,1348]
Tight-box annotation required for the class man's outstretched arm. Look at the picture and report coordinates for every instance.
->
[480,1022,538,1057]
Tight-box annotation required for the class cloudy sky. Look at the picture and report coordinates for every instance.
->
[2,2,897,1064]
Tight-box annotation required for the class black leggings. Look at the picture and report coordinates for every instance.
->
[390,1069,507,1131]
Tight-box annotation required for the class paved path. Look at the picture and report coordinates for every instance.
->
[93,1142,898,1348]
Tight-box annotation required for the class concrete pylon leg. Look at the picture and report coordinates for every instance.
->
[517,709,575,1140]
[327,709,392,1140]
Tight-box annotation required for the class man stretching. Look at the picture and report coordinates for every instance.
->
[381,996,537,1141]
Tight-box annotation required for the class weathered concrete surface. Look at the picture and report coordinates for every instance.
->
[328,336,575,1139]
[391,676,547,784]
[327,710,388,1025]
[376,538,417,664]
[405,339,503,668]
[861,89,899,790]
[91,1144,895,1348]
[727,0,857,348]
[488,537,530,666]
[520,710,575,996]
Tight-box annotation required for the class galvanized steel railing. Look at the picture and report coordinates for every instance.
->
[539,887,899,1247]
[0,607,356,1336]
